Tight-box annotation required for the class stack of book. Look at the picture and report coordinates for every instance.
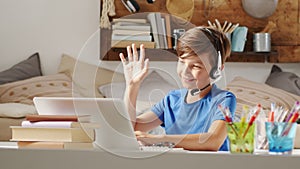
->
[146,13,172,49]
[10,114,100,150]
[111,18,156,48]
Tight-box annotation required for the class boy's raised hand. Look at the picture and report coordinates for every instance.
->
[119,44,149,86]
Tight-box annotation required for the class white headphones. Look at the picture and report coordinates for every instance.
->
[190,28,223,96]
[199,27,223,83]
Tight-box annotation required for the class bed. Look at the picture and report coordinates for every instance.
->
[0,52,299,149]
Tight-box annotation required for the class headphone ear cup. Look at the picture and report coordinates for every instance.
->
[210,51,222,80]
[209,66,220,80]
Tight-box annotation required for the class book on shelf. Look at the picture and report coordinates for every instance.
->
[155,13,167,49]
[112,18,148,24]
[113,21,150,26]
[161,18,168,49]
[25,114,91,122]
[112,23,151,31]
[112,29,151,36]
[111,40,155,48]
[21,120,100,129]
[17,141,94,150]
[147,13,160,48]
[10,126,95,142]
[111,34,152,41]
[162,14,173,49]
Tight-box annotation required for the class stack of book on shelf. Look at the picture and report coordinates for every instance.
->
[146,13,172,49]
[111,18,156,48]
[10,114,100,150]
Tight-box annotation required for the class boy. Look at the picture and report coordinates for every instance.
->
[119,27,236,151]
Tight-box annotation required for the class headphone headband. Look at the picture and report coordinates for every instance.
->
[197,27,223,81]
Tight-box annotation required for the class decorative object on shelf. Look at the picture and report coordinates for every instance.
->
[242,0,278,19]
[231,26,248,52]
[146,0,155,4]
[207,19,239,34]
[121,0,140,13]
[259,21,277,34]
[253,21,277,52]
[253,33,271,52]
[166,0,194,21]
[207,19,239,44]
[100,0,116,29]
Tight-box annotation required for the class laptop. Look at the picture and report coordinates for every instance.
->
[33,97,184,156]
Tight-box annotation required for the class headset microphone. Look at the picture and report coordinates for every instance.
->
[190,83,211,96]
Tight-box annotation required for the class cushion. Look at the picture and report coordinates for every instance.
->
[0,103,37,118]
[57,54,125,98]
[99,71,177,114]
[0,73,79,105]
[0,52,42,85]
[226,76,300,120]
[265,65,300,96]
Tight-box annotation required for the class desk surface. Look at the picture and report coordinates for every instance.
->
[1,142,300,169]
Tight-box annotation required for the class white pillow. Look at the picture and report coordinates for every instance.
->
[0,103,37,118]
[99,71,177,101]
[98,71,178,114]
[57,54,124,98]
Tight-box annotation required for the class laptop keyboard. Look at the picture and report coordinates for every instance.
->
[139,145,185,152]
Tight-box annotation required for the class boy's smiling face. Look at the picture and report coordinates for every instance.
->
[176,53,211,90]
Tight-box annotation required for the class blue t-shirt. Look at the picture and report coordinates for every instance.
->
[151,84,236,151]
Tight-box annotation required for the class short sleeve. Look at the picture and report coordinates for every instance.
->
[212,91,236,122]
[151,99,165,124]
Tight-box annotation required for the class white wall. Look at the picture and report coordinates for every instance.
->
[0,0,299,85]
[0,0,100,75]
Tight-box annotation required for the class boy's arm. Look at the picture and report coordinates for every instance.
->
[120,44,152,130]
[124,83,162,132]
[136,120,227,151]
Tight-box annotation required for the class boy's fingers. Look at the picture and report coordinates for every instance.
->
[132,44,138,62]
[119,53,126,65]
[139,44,145,65]
[127,45,133,62]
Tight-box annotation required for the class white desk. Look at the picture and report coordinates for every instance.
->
[1,142,300,169]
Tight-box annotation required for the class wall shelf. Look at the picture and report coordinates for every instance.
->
[227,51,278,62]
[100,45,278,62]
[99,0,300,63]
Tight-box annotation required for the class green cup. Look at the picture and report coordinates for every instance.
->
[226,122,255,153]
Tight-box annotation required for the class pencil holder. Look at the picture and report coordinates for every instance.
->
[265,122,297,155]
[226,122,255,153]
[253,33,271,52]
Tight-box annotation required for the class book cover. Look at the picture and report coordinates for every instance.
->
[25,114,91,122]
[162,14,173,49]
[17,141,94,150]
[112,29,150,36]
[111,34,152,41]
[112,24,151,31]
[161,18,168,49]
[10,126,95,142]
[112,18,148,23]
[113,21,150,26]
[111,40,155,48]
[21,121,100,129]
[155,13,167,49]
[147,13,160,48]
